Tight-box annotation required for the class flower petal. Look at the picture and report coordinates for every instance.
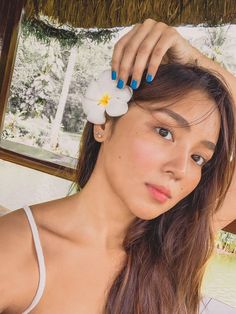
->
[106,98,128,117]
[82,69,133,123]
[114,85,133,102]
[85,80,102,100]
[86,104,106,124]
[82,97,96,115]
[97,70,117,94]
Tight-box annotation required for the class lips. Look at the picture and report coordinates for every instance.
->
[146,183,172,199]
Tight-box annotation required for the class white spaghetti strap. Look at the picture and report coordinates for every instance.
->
[22,205,46,314]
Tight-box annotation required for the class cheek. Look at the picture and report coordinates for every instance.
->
[103,133,162,186]
[128,136,167,174]
[177,172,201,202]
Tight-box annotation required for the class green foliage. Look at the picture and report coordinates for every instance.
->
[8,35,66,122]
[1,111,50,148]
[4,19,117,157]
[216,230,236,254]
[21,17,118,48]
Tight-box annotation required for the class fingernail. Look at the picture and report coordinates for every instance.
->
[146,74,153,83]
[117,79,124,89]
[131,79,138,90]
[111,70,117,80]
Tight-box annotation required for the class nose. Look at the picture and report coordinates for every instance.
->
[162,148,189,181]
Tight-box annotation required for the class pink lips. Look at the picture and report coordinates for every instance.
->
[146,183,171,203]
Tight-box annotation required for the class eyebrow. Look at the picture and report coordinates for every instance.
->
[155,108,216,152]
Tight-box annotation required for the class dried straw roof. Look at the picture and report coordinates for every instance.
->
[24,0,236,28]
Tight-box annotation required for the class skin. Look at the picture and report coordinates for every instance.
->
[111,19,236,233]
[3,92,220,312]
[72,90,220,250]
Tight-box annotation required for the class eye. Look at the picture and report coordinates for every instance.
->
[155,127,173,141]
[192,154,207,167]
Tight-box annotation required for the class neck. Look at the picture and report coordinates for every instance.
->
[71,165,136,251]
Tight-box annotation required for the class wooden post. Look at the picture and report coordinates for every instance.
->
[0,1,77,180]
[49,46,77,149]
[0,0,25,134]
[222,219,236,235]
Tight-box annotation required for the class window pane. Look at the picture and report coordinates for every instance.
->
[1,18,120,169]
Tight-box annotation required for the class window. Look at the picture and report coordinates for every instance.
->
[0,6,117,180]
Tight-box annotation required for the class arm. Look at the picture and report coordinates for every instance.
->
[193,47,236,105]
[193,48,236,234]
[0,210,33,312]
[112,19,236,233]
[212,168,236,234]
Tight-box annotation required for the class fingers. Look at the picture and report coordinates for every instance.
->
[111,18,181,90]
[145,28,179,82]
[130,23,169,88]
[112,19,157,88]
[115,20,158,89]
[111,23,140,82]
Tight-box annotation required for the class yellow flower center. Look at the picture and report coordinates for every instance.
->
[98,92,111,107]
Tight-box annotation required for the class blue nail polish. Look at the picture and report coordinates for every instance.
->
[112,70,117,80]
[131,79,138,90]
[117,79,124,89]
[146,74,153,83]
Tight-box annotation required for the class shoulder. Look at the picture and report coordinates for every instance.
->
[0,207,38,312]
[0,194,78,312]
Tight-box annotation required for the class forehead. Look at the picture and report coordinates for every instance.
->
[158,90,221,130]
[129,90,221,140]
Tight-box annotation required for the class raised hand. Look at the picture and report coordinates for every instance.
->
[112,19,200,89]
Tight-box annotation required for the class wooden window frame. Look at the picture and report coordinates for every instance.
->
[0,0,76,181]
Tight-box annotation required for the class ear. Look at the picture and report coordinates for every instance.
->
[93,119,113,142]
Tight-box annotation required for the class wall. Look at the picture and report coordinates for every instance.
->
[0,159,74,210]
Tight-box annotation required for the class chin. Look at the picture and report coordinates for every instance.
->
[131,204,166,221]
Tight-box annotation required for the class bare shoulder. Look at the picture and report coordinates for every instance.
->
[0,207,37,312]
[0,194,76,313]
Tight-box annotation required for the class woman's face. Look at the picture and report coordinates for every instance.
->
[98,90,221,220]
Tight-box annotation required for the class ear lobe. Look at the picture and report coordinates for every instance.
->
[93,120,113,141]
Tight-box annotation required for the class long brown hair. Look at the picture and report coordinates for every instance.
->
[74,64,236,314]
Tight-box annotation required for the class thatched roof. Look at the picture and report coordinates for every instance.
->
[24,0,236,28]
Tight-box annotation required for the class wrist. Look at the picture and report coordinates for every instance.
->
[189,46,208,66]
[190,46,219,71]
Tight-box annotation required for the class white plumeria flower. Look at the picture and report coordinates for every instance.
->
[82,70,133,124]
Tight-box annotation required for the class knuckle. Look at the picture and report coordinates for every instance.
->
[138,43,150,55]
[124,44,137,56]
[143,18,156,25]
[156,21,168,29]
[152,46,164,58]
[119,65,129,75]
[166,26,177,37]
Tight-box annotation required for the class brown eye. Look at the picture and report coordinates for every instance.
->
[192,155,206,166]
[155,127,173,141]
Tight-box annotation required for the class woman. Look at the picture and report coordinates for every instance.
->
[0,20,235,314]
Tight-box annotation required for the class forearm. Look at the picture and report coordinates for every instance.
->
[212,169,236,234]
[192,46,236,106]
[193,47,236,233]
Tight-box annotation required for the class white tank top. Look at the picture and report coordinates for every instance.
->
[21,205,46,314]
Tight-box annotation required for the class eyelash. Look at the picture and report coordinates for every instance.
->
[155,126,208,167]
